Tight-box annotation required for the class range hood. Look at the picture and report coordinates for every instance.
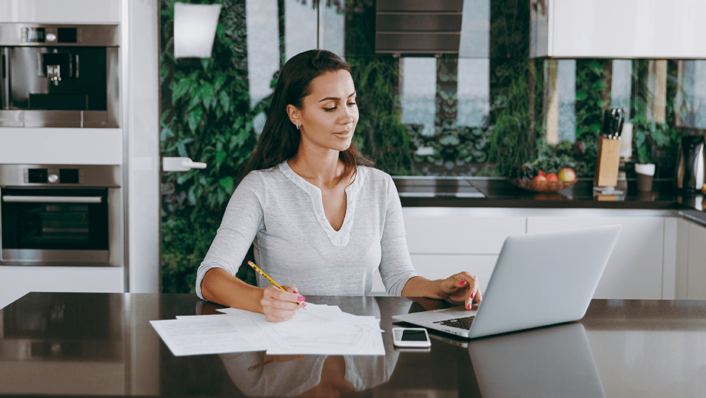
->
[531,0,706,59]
[375,0,463,55]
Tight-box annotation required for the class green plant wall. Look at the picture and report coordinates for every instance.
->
[344,2,415,176]
[160,0,260,293]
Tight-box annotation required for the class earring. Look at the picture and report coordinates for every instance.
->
[296,123,300,130]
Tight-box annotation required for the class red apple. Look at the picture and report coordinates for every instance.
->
[538,170,546,177]
[546,173,559,181]
[533,175,546,182]
[558,167,576,182]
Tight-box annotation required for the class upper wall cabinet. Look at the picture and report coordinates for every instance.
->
[530,0,706,59]
[0,0,120,23]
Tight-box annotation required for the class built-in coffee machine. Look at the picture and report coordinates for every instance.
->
[0,24,119,128]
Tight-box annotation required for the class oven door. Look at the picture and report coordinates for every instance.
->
[1,188,113,265]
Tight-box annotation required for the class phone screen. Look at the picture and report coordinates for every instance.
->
[401,330,427,341]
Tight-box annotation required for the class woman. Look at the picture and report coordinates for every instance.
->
[196,49,482,322]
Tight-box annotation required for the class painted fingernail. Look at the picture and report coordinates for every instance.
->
[467,303,472,310]
[470,292,475,300]
[292,291,298,294]
[301,303,307,307]
[298,296,305,302]
[459,280,466,286]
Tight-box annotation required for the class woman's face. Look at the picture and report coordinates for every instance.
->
[288,69,358,154]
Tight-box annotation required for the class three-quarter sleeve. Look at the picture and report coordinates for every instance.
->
[194,171,267,299]
[378,175,418,296]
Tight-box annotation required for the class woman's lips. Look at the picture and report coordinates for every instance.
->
[333,130,353,138]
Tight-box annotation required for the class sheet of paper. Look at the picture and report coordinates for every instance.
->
[150,315,278,356]
[152,303,385,356]
[175,314,277,350]
[218,303,383,331]
[263,319,385,356]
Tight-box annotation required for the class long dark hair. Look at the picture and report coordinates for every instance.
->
[238,49,373,184]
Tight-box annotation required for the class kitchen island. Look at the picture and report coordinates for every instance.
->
[1,292,705,397]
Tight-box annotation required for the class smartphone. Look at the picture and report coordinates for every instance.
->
[392,327,432,348]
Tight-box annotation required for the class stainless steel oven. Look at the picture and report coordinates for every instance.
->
[0,165,121,266]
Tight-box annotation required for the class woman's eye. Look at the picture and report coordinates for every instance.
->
[323,102,355,111]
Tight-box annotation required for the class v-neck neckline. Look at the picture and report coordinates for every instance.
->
[279,161,366,247]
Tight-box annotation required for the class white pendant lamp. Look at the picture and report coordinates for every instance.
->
[173,3,222,58]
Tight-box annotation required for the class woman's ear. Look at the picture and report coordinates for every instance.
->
[286,104,300,128]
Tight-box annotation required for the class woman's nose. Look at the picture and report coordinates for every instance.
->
[340,106,355,124]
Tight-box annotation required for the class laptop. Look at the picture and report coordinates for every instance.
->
[392,225,621,339]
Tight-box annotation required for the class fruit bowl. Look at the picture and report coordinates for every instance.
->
[507,178,577,193]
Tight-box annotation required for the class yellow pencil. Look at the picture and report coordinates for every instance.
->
[248,261,306,310]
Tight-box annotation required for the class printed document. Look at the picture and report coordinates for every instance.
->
[151,303,384,357]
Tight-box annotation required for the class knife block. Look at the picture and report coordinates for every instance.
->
[594,137,621,187]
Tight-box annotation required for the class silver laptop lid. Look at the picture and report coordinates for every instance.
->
[469,225,621,338]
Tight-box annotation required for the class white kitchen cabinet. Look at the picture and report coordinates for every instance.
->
[0,267,124,309]
[687,222,706,300]
[371,209,525,295]
[531,0,706,59]
[373,207,697,300]
[527,216,664,300]
[403,209,526,254]
[674,218,691,299]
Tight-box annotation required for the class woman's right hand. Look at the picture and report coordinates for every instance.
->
[260,285,305,322]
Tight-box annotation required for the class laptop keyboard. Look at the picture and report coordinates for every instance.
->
[434,316,475,330]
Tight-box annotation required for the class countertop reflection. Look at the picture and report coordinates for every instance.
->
[1,293,706,397]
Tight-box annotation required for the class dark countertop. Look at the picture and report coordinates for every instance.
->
[2,292,706,397]
[394,177,706,225]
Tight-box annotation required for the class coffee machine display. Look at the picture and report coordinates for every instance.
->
[0,24,119,128]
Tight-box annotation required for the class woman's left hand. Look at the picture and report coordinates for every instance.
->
[438,272,483,310]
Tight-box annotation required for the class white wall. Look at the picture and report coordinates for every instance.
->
[0,0,120,23]
[123,0,160,293]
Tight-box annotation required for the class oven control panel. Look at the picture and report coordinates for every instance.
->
[27,168,81,184]
[0,165,120,187]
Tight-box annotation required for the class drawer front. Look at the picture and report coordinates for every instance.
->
[404,214,526,254]
[687,222,706,300]
[527,216,664,300]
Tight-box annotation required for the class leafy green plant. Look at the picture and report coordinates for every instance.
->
[575,59,612,140]
[343,3,416,176]
[631,60,681,177]
[486,61,539,176]
[517,140,592,177]
[161,0,259,293]
[347,57,415,175]
[484,0,541,177]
